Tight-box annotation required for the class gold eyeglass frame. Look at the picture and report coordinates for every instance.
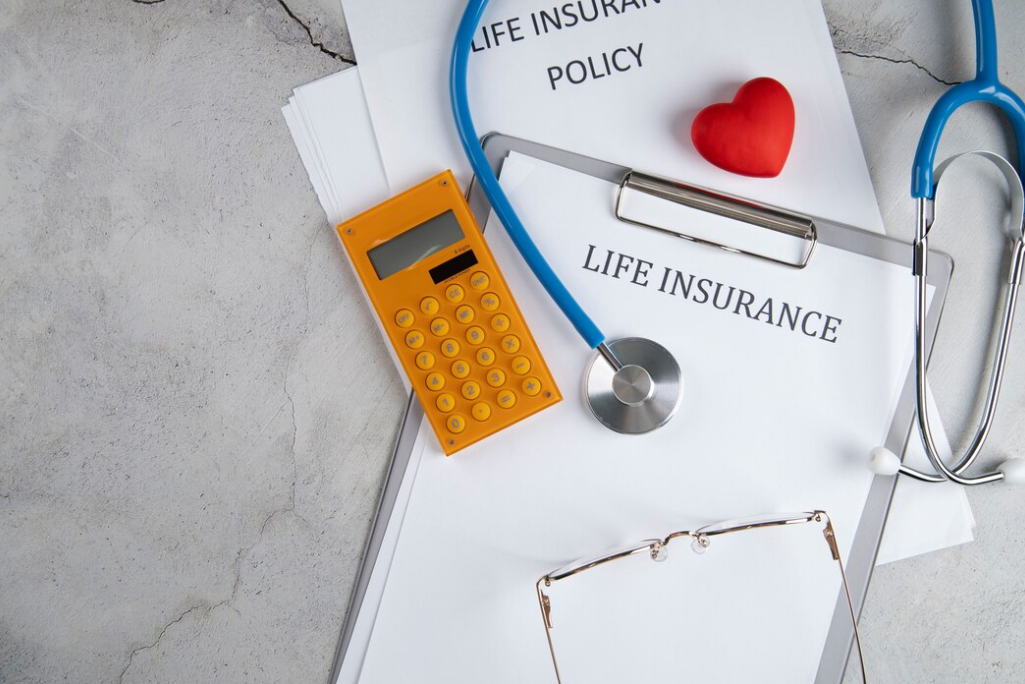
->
[535,510,866,683]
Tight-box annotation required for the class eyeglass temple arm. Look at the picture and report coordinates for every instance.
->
[536,578,565,683]
[823,517,868,684]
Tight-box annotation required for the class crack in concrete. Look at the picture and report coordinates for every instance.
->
[117,603,214,684]
[118,484,305,681]
[839,49,961,87]
[127,0,355,64]
[274,0,357,65]
[301,224,325,330]
[119,310,310,682]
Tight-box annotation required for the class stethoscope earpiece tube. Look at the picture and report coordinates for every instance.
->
[910,0,1025,199]
[450,0,606,350]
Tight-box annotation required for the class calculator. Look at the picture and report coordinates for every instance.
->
[337,171,561,455]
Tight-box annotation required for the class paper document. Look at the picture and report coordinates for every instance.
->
[343,0,883,232]
[355,152,930,682]
[279,59,973,682]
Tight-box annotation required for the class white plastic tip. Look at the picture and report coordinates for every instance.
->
[691,538,708,555]
[868,447,901,476]
[998,458,1025,484]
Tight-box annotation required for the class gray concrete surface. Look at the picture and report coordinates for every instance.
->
[0,1,1022,683]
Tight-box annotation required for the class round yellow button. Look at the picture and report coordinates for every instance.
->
[451,360,471,379]
[470,271,490,290]
[425,372,446,391]
[511,356,531,375]
[395,309,415,328]
[415,351,435,370]
[455,305,475,325]
[420,297,440,316]
[445,284,464,303]
[466,326,485,345]
[475,347,495,367]
[471,402,492,422]
[500,334,521,354]
[490,314,511,333]
[430,317,450,337]
[436,393,456,413]
[461,381,481,401]
[440,339,460,358]
[486,369,506,388]
[522,377,542,397]
[404,330,425,349]
[446,414,466,434]
[496,389,517,409]
[480,293,500,312]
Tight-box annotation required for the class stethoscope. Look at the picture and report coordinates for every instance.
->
[451,0,1025,476]
[450,0,682,434]
[867,0,1025,485]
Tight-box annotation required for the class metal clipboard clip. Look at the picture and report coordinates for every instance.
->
[615,171,818,268]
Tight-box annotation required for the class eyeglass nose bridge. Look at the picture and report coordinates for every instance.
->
[652,533,711,558]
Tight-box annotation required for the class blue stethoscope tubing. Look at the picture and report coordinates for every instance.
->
[912,0,1025,198]
[451,0,685,435]
[449,0,605,351]
[878,0,1025,486]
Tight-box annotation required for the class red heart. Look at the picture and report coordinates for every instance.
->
[691,77,795,178]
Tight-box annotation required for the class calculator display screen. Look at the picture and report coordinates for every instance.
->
[368,210,465,280]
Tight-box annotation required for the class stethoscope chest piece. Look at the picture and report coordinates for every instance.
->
[584,337,682,434]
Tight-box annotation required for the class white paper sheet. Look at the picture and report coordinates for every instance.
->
[355,153,927,682]
[343,0,884,232]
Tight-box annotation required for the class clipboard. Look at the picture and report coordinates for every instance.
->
[330,134,953,684]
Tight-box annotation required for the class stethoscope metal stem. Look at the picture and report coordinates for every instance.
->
[596,341,624,372]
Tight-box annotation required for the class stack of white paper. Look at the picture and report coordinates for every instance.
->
[280,0,977,678]
[282,69,390,225]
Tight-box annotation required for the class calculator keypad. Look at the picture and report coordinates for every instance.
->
[392,268,558,449]
[339,170,560,456]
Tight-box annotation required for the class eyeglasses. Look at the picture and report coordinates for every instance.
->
[535,510,866,683]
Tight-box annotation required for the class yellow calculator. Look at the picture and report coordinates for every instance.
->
[337,171,561,455]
